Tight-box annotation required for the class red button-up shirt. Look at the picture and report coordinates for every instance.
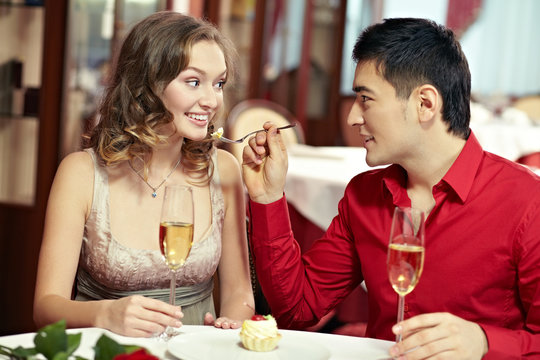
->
[249,133,540,359]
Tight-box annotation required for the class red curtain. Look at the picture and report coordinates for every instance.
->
[446,0,483,38]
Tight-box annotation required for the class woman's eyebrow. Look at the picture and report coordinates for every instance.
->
[184,66,227,79]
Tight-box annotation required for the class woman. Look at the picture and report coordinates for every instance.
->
[33,11,254,337]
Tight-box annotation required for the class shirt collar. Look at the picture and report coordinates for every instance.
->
[382,131,484,204]
[442,131,483,203]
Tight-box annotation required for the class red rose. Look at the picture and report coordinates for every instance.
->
[113,349,159,360]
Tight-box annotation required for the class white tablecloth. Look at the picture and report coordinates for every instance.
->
[0,325,393,359]
[470,122,540,161]
[285,144,384,229]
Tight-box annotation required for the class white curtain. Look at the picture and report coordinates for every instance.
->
[339,0,540,98]
[460,0,540,97]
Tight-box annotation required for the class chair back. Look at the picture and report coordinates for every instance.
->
[225,99,304,162]
[513,95,540,124]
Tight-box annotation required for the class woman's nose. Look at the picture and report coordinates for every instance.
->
[199,85,218,109]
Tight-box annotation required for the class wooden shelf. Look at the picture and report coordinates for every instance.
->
[0,1,43,7]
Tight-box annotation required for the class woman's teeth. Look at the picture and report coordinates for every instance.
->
[187,113,208,121]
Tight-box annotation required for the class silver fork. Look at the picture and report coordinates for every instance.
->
[216,123,297,144]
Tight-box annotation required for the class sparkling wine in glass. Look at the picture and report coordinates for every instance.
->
[387,207,425,342]
[158,185,194,340]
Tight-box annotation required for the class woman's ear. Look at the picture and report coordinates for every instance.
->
[416,84,440,123]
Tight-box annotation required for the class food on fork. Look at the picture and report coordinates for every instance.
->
[211,127,224,139]
[239,314,282,352]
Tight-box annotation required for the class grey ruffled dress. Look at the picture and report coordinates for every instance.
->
[75,148,224,325]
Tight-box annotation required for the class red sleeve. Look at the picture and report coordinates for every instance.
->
[248,196,361,329]
[482,196,540,359]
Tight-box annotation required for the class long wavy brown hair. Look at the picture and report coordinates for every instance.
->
[84,11,238,183]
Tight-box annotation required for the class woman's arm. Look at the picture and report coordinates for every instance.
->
[34,151,96,328]
[212,150,254,327]
[33,151,182,337]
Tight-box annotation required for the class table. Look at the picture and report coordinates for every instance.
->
[470,121,540,162]
[285,144,384,230]
[0,325,394,359]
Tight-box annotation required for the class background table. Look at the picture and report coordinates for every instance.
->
[0,325,394,359]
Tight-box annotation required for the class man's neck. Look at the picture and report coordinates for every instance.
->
[404,133,467,214]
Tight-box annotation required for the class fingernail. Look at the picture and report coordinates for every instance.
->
[175,321,182,327]
[392,324,402,334]
[215,322,221,327]
[389,346,399,357]
[175,310,183,318]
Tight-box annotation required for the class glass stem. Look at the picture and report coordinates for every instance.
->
[170,270,176,306]
[396,294,405,342]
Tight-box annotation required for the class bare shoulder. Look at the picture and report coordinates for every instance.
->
[216,148,242,185]
[51,151,95,201]
[57,151,94,179]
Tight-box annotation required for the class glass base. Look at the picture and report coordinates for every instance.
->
[155,326,181,341]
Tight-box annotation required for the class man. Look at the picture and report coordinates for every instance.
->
[242,18,540,359]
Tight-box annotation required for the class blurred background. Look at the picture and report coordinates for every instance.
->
[1,0,539,335]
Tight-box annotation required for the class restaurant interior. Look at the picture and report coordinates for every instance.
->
[1,0,539,337]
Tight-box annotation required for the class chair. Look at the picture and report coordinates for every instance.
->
[513,95,540,124]
[225,99,305,162]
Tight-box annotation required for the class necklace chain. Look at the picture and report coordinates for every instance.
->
[128,156,182,198]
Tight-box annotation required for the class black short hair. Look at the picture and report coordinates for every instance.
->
[353,18,471,139]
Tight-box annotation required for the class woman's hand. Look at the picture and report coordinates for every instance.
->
[97,295,183,337]
[203,312,241,329]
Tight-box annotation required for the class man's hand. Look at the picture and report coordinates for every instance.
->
[242,122,288,204]
[389,312,488,359]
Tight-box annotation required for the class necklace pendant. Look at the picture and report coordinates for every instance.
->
[152,192,157,198]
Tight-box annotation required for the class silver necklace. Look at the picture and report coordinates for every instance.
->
[128,156,182,198]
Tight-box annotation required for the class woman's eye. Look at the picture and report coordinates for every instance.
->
[215,80,225,90]
[186,80,200,87]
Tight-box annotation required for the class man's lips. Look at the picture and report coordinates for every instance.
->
[362,135,374,145]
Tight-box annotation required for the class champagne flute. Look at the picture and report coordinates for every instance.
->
[158,185,194,340]
[387,207,425,342]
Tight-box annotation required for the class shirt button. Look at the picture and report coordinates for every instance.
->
[404,303,409,312]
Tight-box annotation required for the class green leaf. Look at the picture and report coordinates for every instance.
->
[34,320,68,359]
[52,351,69,360]
[66,333,82,356]
[11,346,38,358]
[0,343,38,359]
[93,334,126,360]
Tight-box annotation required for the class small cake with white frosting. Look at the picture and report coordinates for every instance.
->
[239,315,282,352]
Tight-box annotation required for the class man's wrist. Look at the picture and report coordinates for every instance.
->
[249,192,284,205]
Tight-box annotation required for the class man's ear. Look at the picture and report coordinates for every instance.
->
[416,84,440,123]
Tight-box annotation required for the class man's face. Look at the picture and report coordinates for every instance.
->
[347,61,418,167]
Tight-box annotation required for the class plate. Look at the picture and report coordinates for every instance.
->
[167,330,330,360]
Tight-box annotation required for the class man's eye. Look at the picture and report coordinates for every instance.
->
[360,95,370,103]
[186,80,200,87]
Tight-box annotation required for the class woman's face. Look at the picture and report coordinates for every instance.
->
[161,40,227,141]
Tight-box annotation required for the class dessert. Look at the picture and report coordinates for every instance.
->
[211,127,224,139]
[239,315,282,352]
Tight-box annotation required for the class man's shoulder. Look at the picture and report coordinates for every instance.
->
[483,151,540,184]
